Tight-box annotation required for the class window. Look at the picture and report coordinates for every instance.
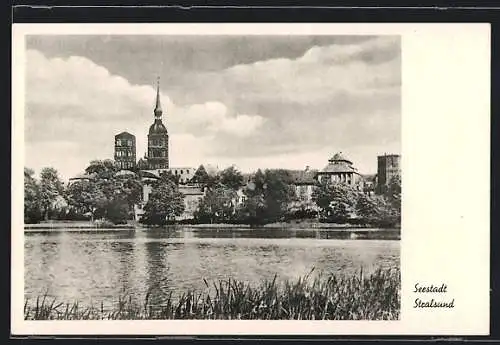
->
[128,140,132,146]
[181,170,184,174]
[116,139,121,146]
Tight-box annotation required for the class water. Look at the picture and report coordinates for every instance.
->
[24,227,400,310]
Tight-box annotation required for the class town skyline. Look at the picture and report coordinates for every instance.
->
[25,35,401,181]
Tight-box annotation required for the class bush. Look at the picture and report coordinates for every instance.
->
[106,199,130,225]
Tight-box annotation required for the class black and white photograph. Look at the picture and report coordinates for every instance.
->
[13,23,490,335]
[22,33,402,321]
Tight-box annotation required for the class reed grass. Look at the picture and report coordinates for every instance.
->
[24,268,400,320]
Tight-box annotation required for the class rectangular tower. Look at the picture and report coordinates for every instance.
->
[376,154,401,194]
[114,132,137,170]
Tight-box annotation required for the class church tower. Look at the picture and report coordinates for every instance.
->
[146,77,169,170]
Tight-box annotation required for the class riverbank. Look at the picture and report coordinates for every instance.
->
[184,222,397,230]
[24,267,400,320]
[25,220,399,231]
[24,221,134,230]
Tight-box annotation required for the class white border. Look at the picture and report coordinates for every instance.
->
[12,23,491,335]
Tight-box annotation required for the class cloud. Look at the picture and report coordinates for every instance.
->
[183,36,401,159]
[25,49,265,180]
[169,101,265,138]
[24,36,401,180]
[213,36,400,105]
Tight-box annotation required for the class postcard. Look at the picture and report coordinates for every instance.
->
[12,23,490,335]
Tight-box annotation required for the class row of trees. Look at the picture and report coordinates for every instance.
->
[187,165,401,227]
[24,160,143,224]
[25,161,401,227]
[193,168,296,225]
[313,176,401,227]
[24,167,65,223]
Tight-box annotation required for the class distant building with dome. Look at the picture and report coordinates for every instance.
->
[316,152,362,186]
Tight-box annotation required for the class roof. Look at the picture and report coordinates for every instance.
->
[329,152,352,164]
[139,170,161,179]
[319,163,358,174]
[114,170,137,177]
[149,120,168,134]
[378,153,400,158]
[115,131,135,138]
[154,77,163,116]
[260,169,318,185]
[69,172,96,181]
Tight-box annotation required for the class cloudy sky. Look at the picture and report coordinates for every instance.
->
[25,35,401,181]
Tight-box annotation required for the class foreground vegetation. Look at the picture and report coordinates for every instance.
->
[25,268,400,320]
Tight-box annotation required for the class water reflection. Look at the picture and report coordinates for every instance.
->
[25,227,400,310]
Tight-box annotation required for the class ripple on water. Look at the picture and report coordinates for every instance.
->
[24,227,400,309]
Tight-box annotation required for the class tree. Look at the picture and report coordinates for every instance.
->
[141,176,185,225]
[355,192,383,224]
[66,179,105,221]
[114,174,143,211]
[219,166,244,190]
[85,159,119,179]
[312,181,357,223]
[38,167,64,221]
[262,169,295,223]
[386,175,401,213]
[237,169,295,224]
[24,168,42,224]
[238,169,267,225]
[194,184,237,224]
[66,160,143,223]
[191,165,210,185]
[106,197,130,225]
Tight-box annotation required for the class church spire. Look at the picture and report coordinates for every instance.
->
[154,76,162,118]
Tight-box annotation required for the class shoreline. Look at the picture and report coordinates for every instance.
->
[24,220,400,232]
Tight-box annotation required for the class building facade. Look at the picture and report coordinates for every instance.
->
[133,171,205,221]
[316,152,362,187]
[146,78,169,170]
[376,154,401,193]
[114,132,136,170]
[170,167,196,184]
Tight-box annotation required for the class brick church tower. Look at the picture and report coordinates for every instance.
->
[146,77,169,170]
[114,132,136,170]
